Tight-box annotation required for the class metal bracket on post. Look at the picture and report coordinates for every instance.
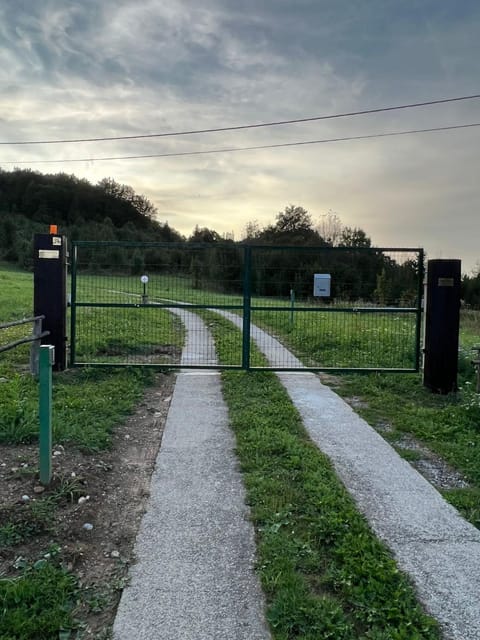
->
[39,345,54,485]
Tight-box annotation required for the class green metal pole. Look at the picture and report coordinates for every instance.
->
[414,249,425,372]
[39,345,54,485]
[242,246,252,370]
[290,288,295,329]
[70,243,77,366]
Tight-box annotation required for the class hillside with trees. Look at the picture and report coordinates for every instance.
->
[3,167,472,306]
[0,168,183,268]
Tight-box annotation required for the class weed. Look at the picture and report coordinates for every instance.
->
[0,500,51,548]
[83,585,112,613]
[0,559,78,639]
[0,522,32,547]
[441,487,480,527]
[52,475,86,503]
[394,448,424,462]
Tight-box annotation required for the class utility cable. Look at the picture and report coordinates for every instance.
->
[3,122,479,165]
[1,93,479,145]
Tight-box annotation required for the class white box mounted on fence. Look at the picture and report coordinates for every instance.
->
[313,273,331,297]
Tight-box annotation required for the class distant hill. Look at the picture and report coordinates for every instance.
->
[0,168,184,268]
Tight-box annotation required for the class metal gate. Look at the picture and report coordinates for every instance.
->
[70,241,423,372]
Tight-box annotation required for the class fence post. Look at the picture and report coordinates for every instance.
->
[33,232,68,370]
[289,288,295,329]
[39,345,55,485]
[423,259,461,394]
[414,249,425,372]
[70,243,77,367]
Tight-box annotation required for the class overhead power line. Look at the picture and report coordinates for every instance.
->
[3,122,480,165]
[1,93,480,146]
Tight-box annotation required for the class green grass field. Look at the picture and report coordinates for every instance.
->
[0,266,184,451]
[74,271,244,306]
[252,309,417,369]
[0,263,33,320]
[74,306,184,364]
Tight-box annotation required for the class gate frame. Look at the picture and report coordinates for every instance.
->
[69,241,424,373]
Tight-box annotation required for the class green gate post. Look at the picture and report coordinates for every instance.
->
[39,345,55,485]
[242,246,252,370]
[70,243,77,366]
[414,249,425,372]
[289,288,295,329]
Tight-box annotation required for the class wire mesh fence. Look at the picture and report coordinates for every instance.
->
[71,241,423,371]
[71,242,245,367]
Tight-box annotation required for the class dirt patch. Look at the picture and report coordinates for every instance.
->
[394,434,470,490]
[0,372,175,638]
[375,420,394,433]
[318,372,342,388]
[344,396,369,409]
[316,373,469,491]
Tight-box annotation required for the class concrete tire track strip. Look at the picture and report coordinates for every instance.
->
[113,307,270,640]
[114,306,480,640]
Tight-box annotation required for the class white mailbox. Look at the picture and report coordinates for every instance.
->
[313,273,331,297]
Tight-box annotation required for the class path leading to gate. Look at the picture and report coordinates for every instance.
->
[113,308,270,640]
[114,308,480,640]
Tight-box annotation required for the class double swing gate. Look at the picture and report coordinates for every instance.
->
[70,241,424,372]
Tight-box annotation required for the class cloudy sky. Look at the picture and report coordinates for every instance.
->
[1,0,479,271]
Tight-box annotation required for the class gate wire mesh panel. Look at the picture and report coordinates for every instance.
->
[71,242,423,371]
[71,241,244,367]
[249,246,423,371]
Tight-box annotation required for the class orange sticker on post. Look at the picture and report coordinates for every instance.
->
[49,224,58,234]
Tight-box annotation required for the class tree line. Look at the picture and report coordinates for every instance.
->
[462,271,480,308]
[0,167,457,306]
[0,168,183,269]
[178,206,420,304]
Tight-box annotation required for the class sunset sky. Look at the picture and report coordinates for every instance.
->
[1,0,479,271]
